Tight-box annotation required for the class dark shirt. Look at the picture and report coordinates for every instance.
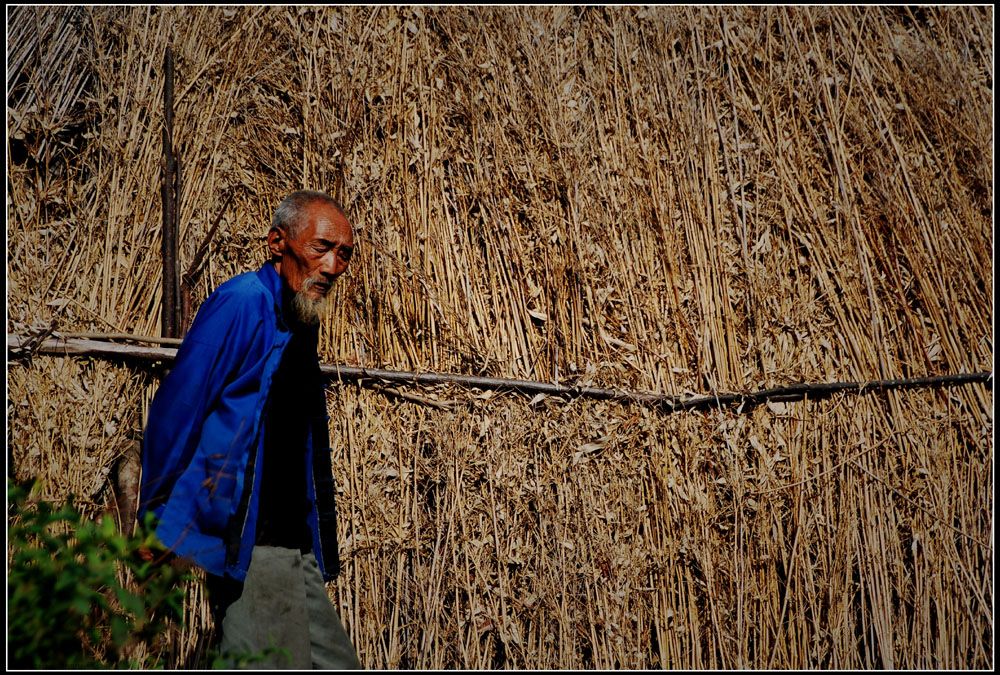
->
[255,298,321,552]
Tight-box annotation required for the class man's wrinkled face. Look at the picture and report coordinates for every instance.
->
[269,201,354,323]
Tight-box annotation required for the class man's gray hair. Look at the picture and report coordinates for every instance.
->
[272,190,344,238]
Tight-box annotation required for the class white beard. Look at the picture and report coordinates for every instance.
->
[291,278,329,325]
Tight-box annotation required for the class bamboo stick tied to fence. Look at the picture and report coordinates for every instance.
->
[160,45,180,339]
[6,333,992,412]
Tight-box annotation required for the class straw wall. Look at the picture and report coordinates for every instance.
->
[7,6,993,668]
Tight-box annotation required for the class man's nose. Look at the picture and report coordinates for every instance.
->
[320,251,348,278]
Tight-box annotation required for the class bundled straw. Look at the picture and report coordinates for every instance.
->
[7,6,992,668]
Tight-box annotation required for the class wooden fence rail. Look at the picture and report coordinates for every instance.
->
[7,333,992,413]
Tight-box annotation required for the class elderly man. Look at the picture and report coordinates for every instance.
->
[139,190,362,669]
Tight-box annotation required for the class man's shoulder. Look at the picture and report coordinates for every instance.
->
[204,267,276,308]
[190,267,276,334]
[213,268,267,297]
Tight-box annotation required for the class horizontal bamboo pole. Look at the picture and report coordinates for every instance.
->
[7,333,993,412]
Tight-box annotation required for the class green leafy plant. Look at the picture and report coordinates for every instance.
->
[7,479,190,668]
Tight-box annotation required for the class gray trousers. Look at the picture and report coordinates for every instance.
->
[214,546,362,669]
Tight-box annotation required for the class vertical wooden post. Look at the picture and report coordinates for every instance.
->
[160,46,179,338]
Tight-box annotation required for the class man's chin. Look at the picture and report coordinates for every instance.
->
[291,292,328,325]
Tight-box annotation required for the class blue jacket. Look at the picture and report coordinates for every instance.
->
[139,262,340,582]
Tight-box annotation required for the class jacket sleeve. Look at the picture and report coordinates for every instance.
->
[139,282,267,518]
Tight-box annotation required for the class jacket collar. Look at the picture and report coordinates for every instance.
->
[257,261,289,330]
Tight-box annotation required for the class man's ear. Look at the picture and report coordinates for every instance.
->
[267,227,286,259]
